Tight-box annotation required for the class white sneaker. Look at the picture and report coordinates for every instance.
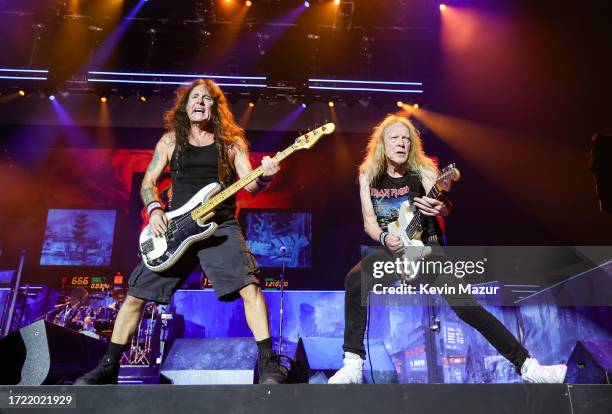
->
[521,357,567,383]
[328,352,364,384]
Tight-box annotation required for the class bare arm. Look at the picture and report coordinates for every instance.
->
[359,174,385,242]
[233,146,280,194]
[140,134,173,206]
[141,134,174,237]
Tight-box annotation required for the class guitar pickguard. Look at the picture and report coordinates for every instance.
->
[388,200,424,246]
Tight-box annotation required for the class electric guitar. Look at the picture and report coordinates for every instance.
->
[139,123,336,272]
[387,163,461,265]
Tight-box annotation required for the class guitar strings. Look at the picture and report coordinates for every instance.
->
[404,165,453,239]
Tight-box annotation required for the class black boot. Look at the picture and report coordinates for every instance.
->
[73,354,120,385]
[258,350,288,385]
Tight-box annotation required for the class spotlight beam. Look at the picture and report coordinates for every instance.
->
[89,0,148,69]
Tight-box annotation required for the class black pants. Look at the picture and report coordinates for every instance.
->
[342,247,529,373]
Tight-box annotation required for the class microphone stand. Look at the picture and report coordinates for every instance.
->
[278,245,287,354]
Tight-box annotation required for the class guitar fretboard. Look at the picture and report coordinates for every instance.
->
[190,145,297,221]
[406,171,448,239]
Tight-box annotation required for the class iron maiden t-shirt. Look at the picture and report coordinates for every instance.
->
[369,171,439,239]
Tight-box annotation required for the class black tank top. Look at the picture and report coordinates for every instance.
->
[169,142,236,220]
[370,171,439,240]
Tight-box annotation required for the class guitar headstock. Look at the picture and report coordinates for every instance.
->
[293,123,335,150]
[436,163,461,192]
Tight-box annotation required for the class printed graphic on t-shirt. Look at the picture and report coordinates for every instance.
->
[371,184,411,231]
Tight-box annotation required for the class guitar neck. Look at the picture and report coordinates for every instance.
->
[412,184,441,225]
[191,145,297,220]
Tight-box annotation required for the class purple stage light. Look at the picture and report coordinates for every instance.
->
[88,71,266,80]
[304,1,310,7]
[0,68,49,74]
[87,71,268,88]
[0,76,47,81]
[50,97,91,146]
[87,78,267,88]
[0,68,48,81]
[310,86,423,93]
[309,78,423,86]
[308,78,424,94]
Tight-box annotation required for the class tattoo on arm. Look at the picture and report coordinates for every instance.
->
[141,143,164,205]
[147,146,161,172]
[140,185,159,206]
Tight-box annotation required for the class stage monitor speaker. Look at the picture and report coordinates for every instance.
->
[294,337,397,384]
[566,339,612,384]
[0,320,107,385]
[160,338,258,384]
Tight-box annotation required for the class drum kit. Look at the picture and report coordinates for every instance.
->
[44,287,162,365]
[44,287,127,338]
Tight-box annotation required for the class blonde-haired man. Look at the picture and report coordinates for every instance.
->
[329,114,567,384]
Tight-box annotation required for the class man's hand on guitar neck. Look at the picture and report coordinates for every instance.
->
[413,196,451,217]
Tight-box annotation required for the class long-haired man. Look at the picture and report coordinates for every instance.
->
[329,114,567,384]
[76,80,286,385]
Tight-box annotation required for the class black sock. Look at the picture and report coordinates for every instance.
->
[107,341,126,361]
[256,337,273,355]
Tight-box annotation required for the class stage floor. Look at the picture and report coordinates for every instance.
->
[0,384,610,414]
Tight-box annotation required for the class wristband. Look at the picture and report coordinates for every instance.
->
[256,176,272,187]
[146,201,162,217]
[379,231,389,247]
[259,175,272,182]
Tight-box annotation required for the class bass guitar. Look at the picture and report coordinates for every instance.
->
[139,123,335,272]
